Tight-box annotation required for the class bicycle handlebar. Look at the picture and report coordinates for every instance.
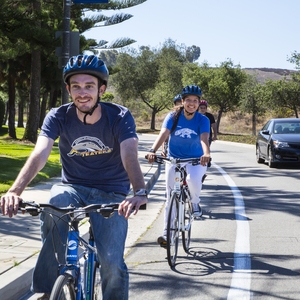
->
[19,201,146,218]
[145,154,200,166]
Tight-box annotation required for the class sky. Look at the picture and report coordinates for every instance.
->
[83,0,300,70]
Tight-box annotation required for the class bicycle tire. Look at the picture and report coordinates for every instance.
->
[182,189,193,252]
[92,261,101,300]
[50,273,76,300]
[167,193,179,268]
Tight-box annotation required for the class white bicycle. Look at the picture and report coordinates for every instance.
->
[154,155,200,268]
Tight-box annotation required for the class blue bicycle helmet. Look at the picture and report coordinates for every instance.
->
[181,85,202,98]
[63,55,109,85]
[173,94,182,103]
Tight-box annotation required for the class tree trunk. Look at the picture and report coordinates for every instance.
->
[8,70,16,139]
[293,105,299,118]
[216,109,223,134]
[150,109,157,130]
[39,90,48,128]
[23,0,41,143]
[49,87,59,108]
[252,113,257,136]
[3,101,8,126]
[17,93,24,128]
[23,47,41,143]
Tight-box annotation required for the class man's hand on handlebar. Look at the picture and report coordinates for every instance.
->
[0,192,23,218]
[118,195,148,220]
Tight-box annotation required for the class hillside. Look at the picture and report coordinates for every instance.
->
[244,68,296,82]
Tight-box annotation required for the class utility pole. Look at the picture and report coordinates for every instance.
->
[60,0,108,104]
[61,0,71,105]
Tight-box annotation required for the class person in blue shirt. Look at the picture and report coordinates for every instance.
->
[1,55,147,300]
[147,85,210,247]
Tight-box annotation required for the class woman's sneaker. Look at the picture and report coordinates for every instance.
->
[192,203,202,217]
[157,235,167,248]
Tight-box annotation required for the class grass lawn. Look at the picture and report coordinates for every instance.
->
[0,126,61,195]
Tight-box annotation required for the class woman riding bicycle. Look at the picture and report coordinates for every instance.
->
[147,85,210,247]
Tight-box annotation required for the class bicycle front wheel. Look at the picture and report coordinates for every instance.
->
[167,193,179,268]
[182,197,193,253]
[92,261,101,300]
[50,273,76,300]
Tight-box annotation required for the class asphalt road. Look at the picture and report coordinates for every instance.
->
[18,135,300,300]
[127,136,300,300]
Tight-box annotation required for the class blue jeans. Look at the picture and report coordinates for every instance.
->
[31,183,129,300]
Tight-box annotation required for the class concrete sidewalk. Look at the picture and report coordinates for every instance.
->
[0,148,164,300]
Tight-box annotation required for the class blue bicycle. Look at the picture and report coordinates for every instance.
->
[19,201,141,300]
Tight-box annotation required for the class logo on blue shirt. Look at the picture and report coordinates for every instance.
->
[67,136,112,157]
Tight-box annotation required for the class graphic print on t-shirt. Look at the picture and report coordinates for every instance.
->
[174,128,197,138]
[67,136,112,157]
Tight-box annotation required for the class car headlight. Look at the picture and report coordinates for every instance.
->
[273,140,290,148]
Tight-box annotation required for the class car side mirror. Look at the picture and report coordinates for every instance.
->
[261,130,270,135]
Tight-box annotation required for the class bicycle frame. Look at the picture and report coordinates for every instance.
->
[152,155,199,267]
[60,219,97,300]
[172,164,191,233]
[18,201,125,300]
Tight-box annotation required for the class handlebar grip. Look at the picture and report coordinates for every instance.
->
[139,203,147,210]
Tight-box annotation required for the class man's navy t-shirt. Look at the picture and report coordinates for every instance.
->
[40,102,137,195]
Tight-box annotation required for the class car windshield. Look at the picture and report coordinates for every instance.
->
[273,122,300,134]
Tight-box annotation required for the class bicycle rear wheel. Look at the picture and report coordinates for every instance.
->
[50,273,76,300]
[167,193,179,268]
[182,194,193,253]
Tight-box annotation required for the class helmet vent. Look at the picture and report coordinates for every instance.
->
[77,55,84,66]
[86,55,94,66]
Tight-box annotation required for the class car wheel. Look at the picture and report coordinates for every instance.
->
[268,148,276,168]
[256,146,264,163]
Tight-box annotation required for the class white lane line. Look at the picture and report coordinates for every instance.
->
[212,162,252,300]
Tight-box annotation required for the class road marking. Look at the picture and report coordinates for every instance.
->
[212,162,252,300]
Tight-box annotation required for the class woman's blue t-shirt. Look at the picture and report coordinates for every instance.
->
[163,110,210,158]
[39,102,137,195]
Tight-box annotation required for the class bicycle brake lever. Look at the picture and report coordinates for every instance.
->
[25,207,40,216]
[98,207,115,219]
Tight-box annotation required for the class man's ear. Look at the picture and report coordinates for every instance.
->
[66,85,71,95]
[99,84,106,96]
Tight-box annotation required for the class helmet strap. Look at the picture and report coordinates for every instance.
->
[184,109,195,116]
[83,101,99,125]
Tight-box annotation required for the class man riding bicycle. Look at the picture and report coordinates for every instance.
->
[0,55,147,300]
